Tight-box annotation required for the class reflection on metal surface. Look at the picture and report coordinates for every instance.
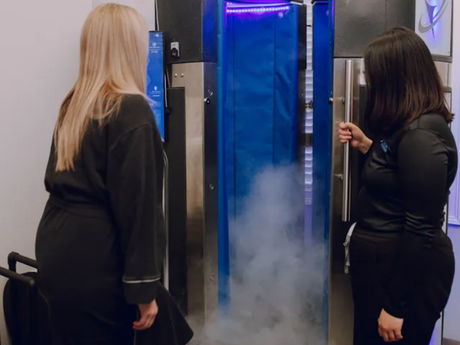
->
[342,60,354,222]
[435,61,451,87]
[358,60,450,88]
[443,92,452,235]
[163,151,170,290]
[358,59,366,86]
[171,63,218,325]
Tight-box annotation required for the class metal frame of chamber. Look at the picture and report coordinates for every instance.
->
[169,63,219,327]
[159,0,307,329]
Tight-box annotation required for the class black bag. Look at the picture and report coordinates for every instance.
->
[3,271,52,345]
[1,252,193,345]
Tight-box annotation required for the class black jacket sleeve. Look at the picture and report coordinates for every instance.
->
[384,129,448,318]
[107,124,164,305]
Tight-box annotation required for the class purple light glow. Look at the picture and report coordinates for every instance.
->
[226,5,290,14]
[228,0,290,3]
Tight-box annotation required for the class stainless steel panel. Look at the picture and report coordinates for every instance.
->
[334,0,417,58]
[203,62,219,320]
[358,57,451,89]
[357,59,450,88]
[436,61,451,88]
[163,151,170,290]
[329,58,363,345]
[171,63,218,326]
[156,0,217,64]
[334,0,386,57]
[358,59,365,86]
[385,0,416,30]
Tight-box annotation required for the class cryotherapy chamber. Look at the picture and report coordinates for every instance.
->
[157,0,307,331]
[156,0,454,344]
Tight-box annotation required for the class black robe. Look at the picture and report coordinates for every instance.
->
[35,94,192,345]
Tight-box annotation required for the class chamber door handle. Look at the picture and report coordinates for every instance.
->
[163,150,170,290]
[342,60,353,222]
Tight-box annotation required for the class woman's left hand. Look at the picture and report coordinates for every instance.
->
[378,309,404,342]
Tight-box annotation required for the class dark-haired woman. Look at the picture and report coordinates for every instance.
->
[339,27,458,345]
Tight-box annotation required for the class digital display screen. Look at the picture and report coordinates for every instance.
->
[146,31,165,140]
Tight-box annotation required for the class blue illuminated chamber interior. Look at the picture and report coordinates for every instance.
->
[223,1,300,221]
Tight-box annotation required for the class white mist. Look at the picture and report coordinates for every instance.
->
[194,166,327,345]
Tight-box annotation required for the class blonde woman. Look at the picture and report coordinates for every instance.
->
[34,4,190,345]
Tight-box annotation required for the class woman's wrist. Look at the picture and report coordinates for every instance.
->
[358,137,373,154]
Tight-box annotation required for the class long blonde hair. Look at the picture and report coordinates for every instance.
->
[54,3,148,171]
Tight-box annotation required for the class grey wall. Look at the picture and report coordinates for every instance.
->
[0,1,92,343]
[0,1,160,342]
[0,2,157,344]
[92,0,156,30]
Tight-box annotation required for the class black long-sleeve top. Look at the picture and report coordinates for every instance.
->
[44,94,165,305]
[356,113,458,318]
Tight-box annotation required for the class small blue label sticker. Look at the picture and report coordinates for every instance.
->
[380,140,388,153]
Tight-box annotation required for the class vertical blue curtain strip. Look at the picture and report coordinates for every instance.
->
[312,0,333,338]
[217,1,299,307]
[224,6,299,232]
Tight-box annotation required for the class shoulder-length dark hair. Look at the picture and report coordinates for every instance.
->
[364,26,452,135]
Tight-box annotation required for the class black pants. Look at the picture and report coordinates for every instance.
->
[350,230,455,345]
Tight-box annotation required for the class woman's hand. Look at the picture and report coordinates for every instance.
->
[378,309,404,342]
[338,122,373,154]
[134,300,158,331]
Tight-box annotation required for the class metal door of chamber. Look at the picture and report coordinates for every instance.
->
[329,58,364,345]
